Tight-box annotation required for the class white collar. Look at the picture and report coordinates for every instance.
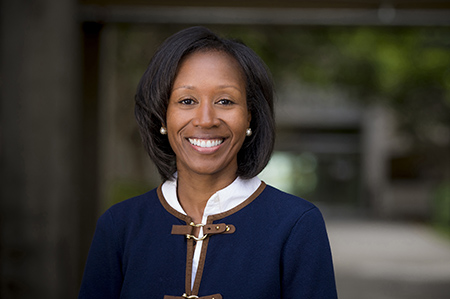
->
[161,174,261,222]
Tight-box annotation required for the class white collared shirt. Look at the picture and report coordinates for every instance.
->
[161,175,261,289]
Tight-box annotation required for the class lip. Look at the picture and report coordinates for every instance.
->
[186,137,226,153]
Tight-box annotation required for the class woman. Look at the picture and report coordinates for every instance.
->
[79,26,337,299]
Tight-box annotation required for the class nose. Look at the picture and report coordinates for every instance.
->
[192,101,220,128]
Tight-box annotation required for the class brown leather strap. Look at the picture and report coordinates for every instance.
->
[203,223,235,234]
[164,294,222,299]
[171,223,235,236]
[171,225,193,235]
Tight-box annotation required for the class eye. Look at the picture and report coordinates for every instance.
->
[179,98,195,105]
[217,99,234,105]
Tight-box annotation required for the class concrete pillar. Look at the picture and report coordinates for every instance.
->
[360,104,392,216]
[1,0,81,298]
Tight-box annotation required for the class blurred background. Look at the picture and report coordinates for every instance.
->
[1,0,450,298]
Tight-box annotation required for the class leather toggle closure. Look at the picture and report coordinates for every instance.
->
[164,294,222,299]
[171,222,235,241]
[203,223,235,234]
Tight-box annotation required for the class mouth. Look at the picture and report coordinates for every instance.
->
[188,138,224,148]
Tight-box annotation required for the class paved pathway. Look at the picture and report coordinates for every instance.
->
[326,219,450,299]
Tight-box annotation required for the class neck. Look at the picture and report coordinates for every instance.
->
[176,170,237,224]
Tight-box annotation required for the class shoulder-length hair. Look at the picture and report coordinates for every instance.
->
[135,26,275,181]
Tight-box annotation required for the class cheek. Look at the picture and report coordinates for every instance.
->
[166,109,186,133]
[231,113,250,142]
[238,109,251,130]
[165,111,182,150]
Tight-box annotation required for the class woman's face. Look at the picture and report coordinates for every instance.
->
[166,50,250,179]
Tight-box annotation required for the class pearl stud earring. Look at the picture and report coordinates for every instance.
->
[160,127,167,135]
[246,128,252,136]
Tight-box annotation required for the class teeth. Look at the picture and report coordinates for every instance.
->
[189,138,223,148]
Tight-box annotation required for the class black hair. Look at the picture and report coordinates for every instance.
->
[135,26,275,181]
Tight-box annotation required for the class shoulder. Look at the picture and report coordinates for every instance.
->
[258,183,319,217]
[257,186,332,253]
[234,183,325,231]
[98,187,161,226]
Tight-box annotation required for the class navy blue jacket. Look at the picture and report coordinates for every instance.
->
[79,183,337,298]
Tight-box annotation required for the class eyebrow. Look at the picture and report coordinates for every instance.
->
[172,85,194,91]
[172,85,243,92]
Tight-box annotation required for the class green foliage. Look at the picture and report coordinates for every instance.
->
[216,26,450,146]
[115,24,450,135]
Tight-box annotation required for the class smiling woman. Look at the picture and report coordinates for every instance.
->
[79,26,337,299]
[166,51,250,216]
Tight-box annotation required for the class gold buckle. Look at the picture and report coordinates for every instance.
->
[182,294,199,299]
[186,222,208,241]
[189,222,205,228]
[185,234,208,241]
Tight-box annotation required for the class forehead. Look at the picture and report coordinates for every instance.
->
[174,50,246,86]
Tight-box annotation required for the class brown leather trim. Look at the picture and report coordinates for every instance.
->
[159,181,267,298]
[208,181,266,221]
[191,235,210,294]
[157,185,195,295]
[191,182,266,295]
[157,185,191,223]
[157,181,266,224]
[185,238,195,295]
